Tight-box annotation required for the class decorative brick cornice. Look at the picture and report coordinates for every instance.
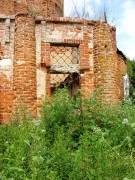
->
[35,17,89,24]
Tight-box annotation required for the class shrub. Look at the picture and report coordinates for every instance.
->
[0,88,135,179]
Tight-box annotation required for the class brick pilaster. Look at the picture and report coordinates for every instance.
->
[13,13,37,114]
[93,21,118,102]
[80,23,94,97]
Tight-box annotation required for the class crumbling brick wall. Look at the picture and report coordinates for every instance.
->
[0,0,127,122]
[0,0,63,17]
[0,17,15,122]
[13,14,37,115]
[93,21,119,102]
[0,0,14,15]
[39,17,94,98]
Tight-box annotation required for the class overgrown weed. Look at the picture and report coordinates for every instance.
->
[0,88,135,179]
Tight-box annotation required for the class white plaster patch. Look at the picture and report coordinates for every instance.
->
[0,58,12,81]
[46,30,63,40]
[124,73,129,96]
[37,69,46,98]
[17,60,25,65]
[88,40,93,48]
[67,31,83,39]
[0,58,11,67]
[35,25,41,65]
[44,28,83,42]
[89,54,93,70]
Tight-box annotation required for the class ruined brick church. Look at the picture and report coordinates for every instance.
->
[0,0,127,122]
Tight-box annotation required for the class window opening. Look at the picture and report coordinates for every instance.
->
[50,45,80,96]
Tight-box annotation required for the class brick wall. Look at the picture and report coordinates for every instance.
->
[14,0,28,14]
[0,14,127,122]
[0,0,14,15]
[93,21,119,102]
[0,17,15,122]
[0,0,63,17]
[13,14,36,115]
[39,17,94,99]
[0,65,14,123]
[117,52,127,99]
[46,0,63,17]
[79,21,94,97]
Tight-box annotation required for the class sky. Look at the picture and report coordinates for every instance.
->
[64,0,135,60]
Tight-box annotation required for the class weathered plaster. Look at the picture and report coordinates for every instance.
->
[37,69,46,98]
[0,58,12,81]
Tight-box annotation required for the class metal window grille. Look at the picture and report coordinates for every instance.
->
[50,45,79,87]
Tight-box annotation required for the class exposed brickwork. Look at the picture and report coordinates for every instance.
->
[0,0,14,15]
[0,72,14,123]
[117,53,127,100]
[39,18,94,98]
[14,0,28,14]
[93,21,119,102]
[13,14,36,115]
[0,0,127,122]
[0,17,15,122]
[42,43,51,96]
[79,22,94,96]
[0,0,63,17]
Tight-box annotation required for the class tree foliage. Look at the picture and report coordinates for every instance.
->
[127,59,135,96]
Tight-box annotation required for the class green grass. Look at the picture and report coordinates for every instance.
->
[0,89,135,179]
